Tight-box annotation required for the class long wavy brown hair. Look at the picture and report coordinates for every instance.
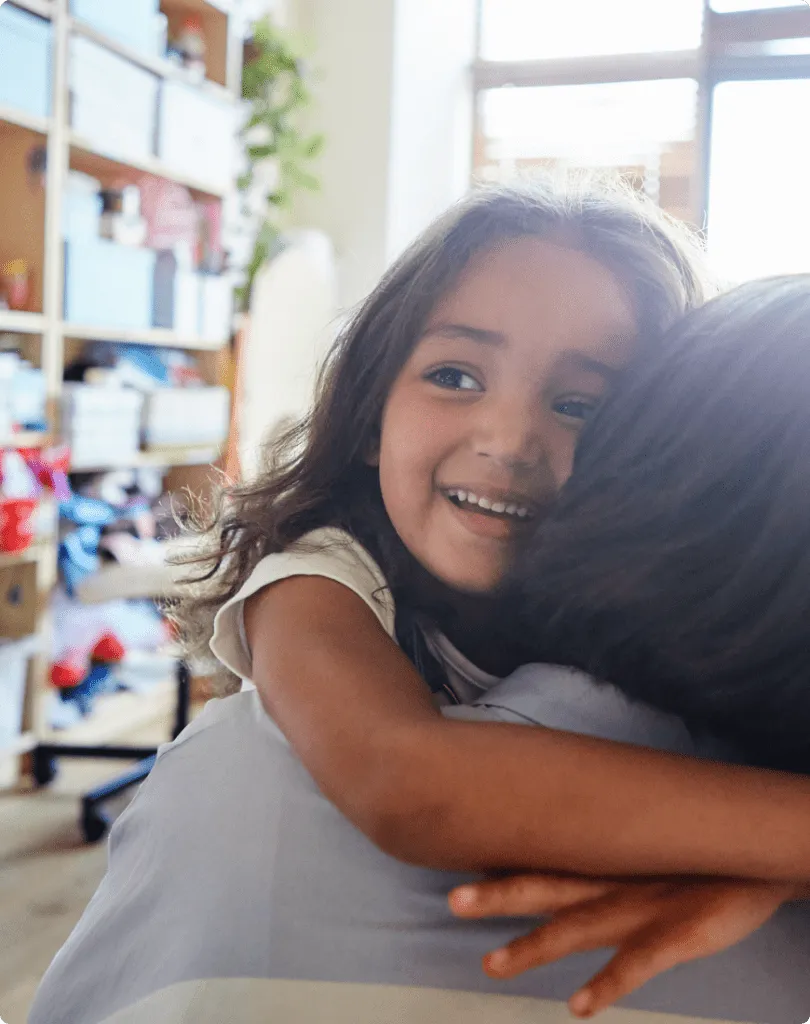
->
[174,175,713,689]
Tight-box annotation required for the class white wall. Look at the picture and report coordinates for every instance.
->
[238,0,477,454]
[290,0,476,308]
[385,0,476,264]
[291,0,397,307]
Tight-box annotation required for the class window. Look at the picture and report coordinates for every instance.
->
[710,1,804,11]
[475,0,810,275]
[478,80,697,222]
[707,79,810,280]
[479,0,704,61]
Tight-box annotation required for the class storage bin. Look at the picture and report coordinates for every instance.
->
[63,171,102,242]
[153,252,201,335]
[64,239,156,330]
[143,387,230,448]
[158,81,237,190]
[199,274,233,342]
[0,636,38,752]
[0,5,51,120]
[69,37,159,163]
[63,385,144,468]
[70,0,161,59]
[63,384,145,418]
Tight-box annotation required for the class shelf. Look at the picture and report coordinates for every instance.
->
[174,0,234,13]
[0,431,51,450]
[60,322,229,351]
[7,0,53,20]
[0,102,50,136]
[69,16,235,102]
[69,133,229,199]
[0,540,55,570]
[71,444,221,472]
[0,731,37,760]
[0,311,48,335]
[40,677,176,746]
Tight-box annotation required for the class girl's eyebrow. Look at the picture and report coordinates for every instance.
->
[572,354,623,381]
[425,326,625,380]
[425,323,506,346]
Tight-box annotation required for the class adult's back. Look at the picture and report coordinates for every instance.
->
[29,671,810,1024]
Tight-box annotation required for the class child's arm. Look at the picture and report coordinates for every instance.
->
[245,577,810,881]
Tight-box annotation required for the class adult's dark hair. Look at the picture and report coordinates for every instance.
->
[516,275,810,773]
[173,175,711,686]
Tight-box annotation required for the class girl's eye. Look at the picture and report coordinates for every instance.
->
[426,366,483,392]
[553,396,598,423]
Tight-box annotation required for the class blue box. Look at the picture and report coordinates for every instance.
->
[71,0,161,58]
[0,5,52,120]
[64,240,156,331]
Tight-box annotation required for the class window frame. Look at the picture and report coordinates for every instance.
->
[473,1,810,227]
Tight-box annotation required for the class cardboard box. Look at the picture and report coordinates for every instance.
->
[0,562,38,640]
[0,636,38,752]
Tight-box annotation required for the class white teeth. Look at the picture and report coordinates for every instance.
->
[445,489,533,520]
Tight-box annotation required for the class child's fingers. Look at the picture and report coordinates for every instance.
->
[567,883,795,1018]
[481,898,650,979]
[449,875,615,919]
[568,931,685,1019]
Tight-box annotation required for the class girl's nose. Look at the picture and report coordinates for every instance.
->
[473,395,548,474]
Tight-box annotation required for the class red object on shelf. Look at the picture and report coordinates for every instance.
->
[2,259,31,312]
[91,632,126,664]
[51,660,86,690]
[0,497,37,553]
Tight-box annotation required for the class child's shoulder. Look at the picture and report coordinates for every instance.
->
[210,527,396,681]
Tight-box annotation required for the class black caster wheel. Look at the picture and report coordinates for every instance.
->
[32,749,59,787]
[82,805,111,843]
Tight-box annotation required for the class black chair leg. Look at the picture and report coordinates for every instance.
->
[32,660,191,842]
[80,756,157,842]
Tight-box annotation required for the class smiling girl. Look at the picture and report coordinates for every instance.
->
[181,180,810,889]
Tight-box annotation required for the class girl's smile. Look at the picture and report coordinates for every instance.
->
[376,236,638,593]
[439,485,538,541]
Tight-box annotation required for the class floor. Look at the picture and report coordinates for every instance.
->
[0,718,169,1024]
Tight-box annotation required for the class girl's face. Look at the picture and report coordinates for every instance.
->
[377,237,638,593]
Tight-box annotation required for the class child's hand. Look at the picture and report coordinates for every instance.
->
[449,874,799,1018]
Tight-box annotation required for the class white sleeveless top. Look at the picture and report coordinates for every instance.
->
[210,526,501,705]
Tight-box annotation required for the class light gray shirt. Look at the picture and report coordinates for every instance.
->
[29,664,810,1024]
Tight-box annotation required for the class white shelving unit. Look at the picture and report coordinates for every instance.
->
[60,323,230,351]
[68,132,230,199]
[0,310,48,334]
[0,0,244,783]
[0,100,51,135]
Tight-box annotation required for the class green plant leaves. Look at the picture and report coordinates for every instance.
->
[238,16,323,311]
